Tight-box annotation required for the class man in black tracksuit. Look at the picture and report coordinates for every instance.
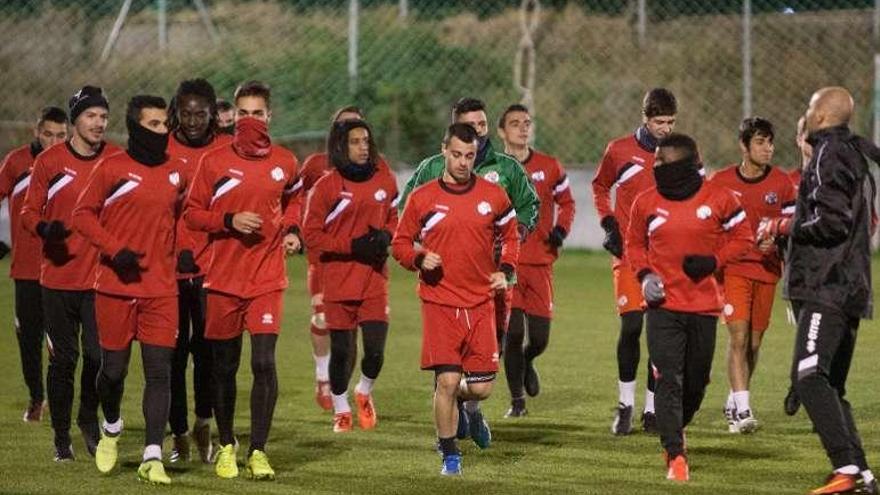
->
[759,87,877,495]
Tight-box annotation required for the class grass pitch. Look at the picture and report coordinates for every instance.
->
[0,250,877,494]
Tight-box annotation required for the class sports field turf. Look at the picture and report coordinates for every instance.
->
[0,250,877,494]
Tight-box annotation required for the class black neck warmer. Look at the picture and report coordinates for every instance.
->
[127,118,169,166]
[654,157,703,200]
[635,126,658,153]
[475,135,491,166]
[30,141,43,158]
[338,159,376,183]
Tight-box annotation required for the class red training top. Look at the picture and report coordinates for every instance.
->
[519,149,576,265]
[789,168,802,193]
[0,144,43,280]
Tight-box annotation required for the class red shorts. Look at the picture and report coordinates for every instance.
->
[512,264,554,318]
[324,294,389,330]
[613,264,644,315]
[205,290,283,340]
[494,287,513,332]
[722,274,777,332]
[95,293,178,351]
[420,299,498,373]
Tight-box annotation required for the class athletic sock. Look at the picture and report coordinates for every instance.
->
[732,391,750,414]
[463,400,480,413]
[618,380,636,407]
[862,470,875,484]
[643,390,655,413]
[143,444,162,462]
[438,436,459,456]
[726,391,736,410]
[314,354,330,382]
[103,418,123,436]
[836,465,860,475]
[331,391,350,414]
[354,376,375,396]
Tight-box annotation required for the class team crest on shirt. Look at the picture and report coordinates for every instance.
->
[696,205,712,220]
[477,201,492,215]
[530,171,546,182]
[483,171,500,183]
[270,167,285,182]
[374,188,387,202]
[764,191,778,205]
[168,172,180,186]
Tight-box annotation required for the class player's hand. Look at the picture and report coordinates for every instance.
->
[600,216,623,258]
[517,223,529,243]
[0,241,9,260]
[111,248,145,272]
[682,254,717,282]
[283,232,302,255]
[231,211,263,234]
[489,271,507,291]
[640,272,665,306]
[37,220,72,243]
[756,217,791,245]
[419,251,442,271]
[757,236,776,253]
[547,225,567,248]
[176,249,200,274]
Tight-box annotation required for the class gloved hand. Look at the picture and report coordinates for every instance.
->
[756,217,792,245]
[547,226,567,248]
[351,227,391,265]
[600,216,623,258]
[682,254,717,282]
[36,220,71,243]
[640,272,665,306]
[111,248,144,273]
[517,223,529,243]
[176,249,199,274]
[0,241,9,260]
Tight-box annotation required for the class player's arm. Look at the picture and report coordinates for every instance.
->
[716,195,753,267]
[494,198,519,278]
[385,181,400,233]
[504,158,540,231]
[280,157,304,229]
[549,161,576,246]
[591,143,617,223]
[301,181,350,255]
[397,156,441,214]
[391,194,426,271]
[183,157,230,234]
[71,163,126,257]
[0,151,15,202]
[20,154,52,236]
[790,143,858,247]
[624,197,650,279]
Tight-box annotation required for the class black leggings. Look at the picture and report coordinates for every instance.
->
[504,309,551,399]
[97,343,173,446]
[329,321,388,395]
[617,310,656,391]
[169,277,212,436]
[212,334,277,453]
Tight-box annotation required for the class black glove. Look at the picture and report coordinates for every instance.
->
[682,254,717,282]
[783,385,800,416]
[0,241,9,260]
[351,228,389,265]
[517,223,529,242]
[111,248,144,273]
[548,226,567,248]
[176,249,199,274]
[600,216,623,258]
[36,220,71,243]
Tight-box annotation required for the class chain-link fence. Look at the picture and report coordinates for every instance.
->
[0,0,877,170]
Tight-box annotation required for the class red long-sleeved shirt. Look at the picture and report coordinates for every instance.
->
[591,133,656,267]
[72,152,186,298]
[21,141,122,290]
[710,165,796,283]
[519,149,576,265]
[789,168,802,193]
[183,143,300,298]
[392,176,519,308]
[302,167,398,302]
[0,144,43,280]
[167,133,233,279]
[626,181,753,315]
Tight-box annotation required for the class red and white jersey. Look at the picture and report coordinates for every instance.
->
[519,149,575,265]
[166,133,233,278]
[591,131,656,267]
[302,166,398,302]
[0,144,43,280]
[184,143,300,298]
[392,176,519,308]
[626,181,753,315]
[710,165,796,283]
[72,152,186,298]
[21,141,123,290]
[789,168,802,193]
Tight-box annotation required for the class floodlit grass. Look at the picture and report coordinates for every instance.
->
[0,250,876,494]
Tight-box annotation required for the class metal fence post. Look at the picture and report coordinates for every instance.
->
[637,0,646,47]
[158,0,168,51]
[349,0,359,95]
[742,0,752,119]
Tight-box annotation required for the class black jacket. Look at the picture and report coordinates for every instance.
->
[783,125,875,319]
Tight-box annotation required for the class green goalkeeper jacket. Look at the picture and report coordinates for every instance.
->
[398,139,540,230]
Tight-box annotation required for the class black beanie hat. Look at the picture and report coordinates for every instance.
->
[69,86,109,123]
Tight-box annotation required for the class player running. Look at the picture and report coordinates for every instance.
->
[627,133,752,482]
[184,80,302,481]
[21,86,121,461]
[303,119,397,432]
[392,123,519,476]
[0,106,68,422]
[73,95,185,484]
[709,117,795,433]
[592,88,677,435]
[495,104,575,417]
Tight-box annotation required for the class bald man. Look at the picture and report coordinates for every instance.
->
[758,87,878,495]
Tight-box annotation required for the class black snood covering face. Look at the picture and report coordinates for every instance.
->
[475,135,490,165]
[127,118,169,166]
[653,157,702,200]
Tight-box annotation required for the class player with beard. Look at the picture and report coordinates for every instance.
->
[0,106,68,422]
[22,86,122,461]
